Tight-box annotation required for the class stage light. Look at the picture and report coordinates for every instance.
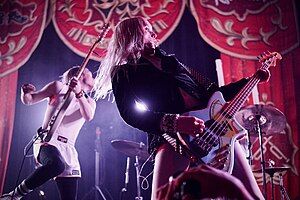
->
[135,100,148,112]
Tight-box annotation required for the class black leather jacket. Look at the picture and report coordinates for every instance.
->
[111,48,248,154]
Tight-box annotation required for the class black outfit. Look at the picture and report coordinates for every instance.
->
[25,145,79,200]
[112,48,248,154]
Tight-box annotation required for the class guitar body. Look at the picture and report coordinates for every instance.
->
[185,91,246,174]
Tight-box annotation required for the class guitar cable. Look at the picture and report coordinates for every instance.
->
[11,128,46,199]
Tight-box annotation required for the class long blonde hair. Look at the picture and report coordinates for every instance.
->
[93,17,156,100]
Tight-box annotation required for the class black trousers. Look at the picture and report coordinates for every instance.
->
[25,145,79,200]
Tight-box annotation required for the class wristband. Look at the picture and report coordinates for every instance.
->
[161,114,179,133]
[75,90,84,98]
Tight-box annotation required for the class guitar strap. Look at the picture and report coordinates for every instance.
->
[155,48,219,97]
[185,66,218,94]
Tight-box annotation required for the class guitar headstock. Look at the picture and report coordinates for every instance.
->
[75,23,110,78]
[258,51,282,68]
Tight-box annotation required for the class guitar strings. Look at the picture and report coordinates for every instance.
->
[197,59,270,151]
[200,60,270,148]
[198,74,259,149]
[198,76,259,150]
[202,72,262,148]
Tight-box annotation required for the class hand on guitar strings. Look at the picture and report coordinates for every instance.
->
[156,164,255,200]
[176,116,205,137]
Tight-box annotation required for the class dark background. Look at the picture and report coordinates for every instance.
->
[4,1,300,200]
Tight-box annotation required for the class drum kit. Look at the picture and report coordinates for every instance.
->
[236,104,290,200]
[110,104,290,200]
[111,139,150,200]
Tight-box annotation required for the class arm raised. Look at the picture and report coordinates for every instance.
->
[21,81,62,105]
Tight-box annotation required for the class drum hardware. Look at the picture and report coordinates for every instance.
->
[111,140,150,200]
[279,171,291,200]
[82,127,107,200]
[236,104,286,136]
[111,139,149,161]
[253,165,291,200]
[236,104,287,200]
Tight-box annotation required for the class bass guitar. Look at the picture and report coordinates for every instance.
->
[163,52,282,173]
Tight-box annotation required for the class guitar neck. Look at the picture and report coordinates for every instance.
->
[225,62,270,117]
[226,75,261,117]
[62,42,98,99]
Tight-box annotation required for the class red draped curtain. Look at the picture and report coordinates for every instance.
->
[220,48,300,199]
[0,0,48,193]
[0,0,186,193]
[190,0,300,198]
[0,73,18,194]
[1,1,299,199]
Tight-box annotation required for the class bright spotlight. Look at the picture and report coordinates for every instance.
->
[135,100,148,112]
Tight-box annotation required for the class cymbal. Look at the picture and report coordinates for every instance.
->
[111,139,149,160]
[253,166,290,176]
[236,104,286,135]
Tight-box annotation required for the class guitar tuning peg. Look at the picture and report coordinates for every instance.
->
[257,56,263,63]
[263,52,270,57]
[257,54,263,59]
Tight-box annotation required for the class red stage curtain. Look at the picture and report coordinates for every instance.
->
[221,48,300,199]
[0,0,47,193]
[52,1,185,61]
[0,72,18,194]
[0,0,186,194]
[190,0,299,198]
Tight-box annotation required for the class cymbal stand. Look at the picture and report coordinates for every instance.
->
[267,169,275,200]
[82,134,107,200]
[134,156,143,200]
[246,130,253,165]
[95,146,107,200]
[254,115,268,200]
[279,173,290,200]
[120,157,130,200]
